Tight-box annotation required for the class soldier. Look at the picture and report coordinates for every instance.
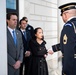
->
[52,2,76,75]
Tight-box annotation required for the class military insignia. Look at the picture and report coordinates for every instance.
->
[28,27,31,30]
[64,23,72,26]
[63,34,68,44]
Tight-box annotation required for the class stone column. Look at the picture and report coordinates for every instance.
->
[0,0,7,75]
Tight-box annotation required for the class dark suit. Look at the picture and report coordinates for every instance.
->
[26,24,34,38]
[19,26,34,75]
[7,28,23,75]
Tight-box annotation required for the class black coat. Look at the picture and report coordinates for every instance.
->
[20,30,31,52]
[60,18,76,75]
[19,27,34,75]
[26,24,34,38]
[28,40,48,75]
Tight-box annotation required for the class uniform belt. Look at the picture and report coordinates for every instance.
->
[74,54,76,58]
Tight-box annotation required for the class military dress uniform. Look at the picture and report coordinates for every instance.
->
[60,17,76,75]
[59,3,76,75]
[52,2,76,75]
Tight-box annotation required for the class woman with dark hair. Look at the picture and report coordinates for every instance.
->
[28,27,49,75]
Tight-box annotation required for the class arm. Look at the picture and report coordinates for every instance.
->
[13,31,24,69]
[8,53,16,66]
[18,32,24,63]
[52,43,61,52]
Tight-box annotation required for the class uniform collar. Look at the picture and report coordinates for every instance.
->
[67,16,76,22]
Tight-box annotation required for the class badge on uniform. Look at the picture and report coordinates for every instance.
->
[28,27,31,30]
[63,34,68,44]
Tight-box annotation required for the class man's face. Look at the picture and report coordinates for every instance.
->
[62,13,66,23]
[7,15,17,29]
[20,20,27,29]
[61,11,68,23]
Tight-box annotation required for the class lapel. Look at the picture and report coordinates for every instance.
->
[19,29,27,42]
[7,29,17,47]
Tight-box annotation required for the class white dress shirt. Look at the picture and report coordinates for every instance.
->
[8,26,15,37]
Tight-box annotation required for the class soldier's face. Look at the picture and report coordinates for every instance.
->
[61,11,68,23]
[62,13,67,23]
[62,14,66,22]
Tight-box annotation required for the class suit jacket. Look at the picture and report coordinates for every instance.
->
[7,28,23,75]
[19,28,34,75]
[19,29,32,52]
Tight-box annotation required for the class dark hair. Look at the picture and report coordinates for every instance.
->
[33,27,44,40]
[7,12,18,20]
[19,19,27,25]
[22,17,27,20]
[22,17,28,22]
[34,27,42,34]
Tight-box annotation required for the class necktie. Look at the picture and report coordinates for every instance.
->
[12,30,17,45]
[23,31,27,40]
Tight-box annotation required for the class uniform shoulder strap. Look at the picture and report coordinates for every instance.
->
[71,22,76,33]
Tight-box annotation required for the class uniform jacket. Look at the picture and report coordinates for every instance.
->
[60,18,76,75]
[26,24,34,38]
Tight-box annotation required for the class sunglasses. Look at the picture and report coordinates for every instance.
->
[25,20,28,22]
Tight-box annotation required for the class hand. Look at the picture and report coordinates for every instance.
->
[25,51,31,57]
[44,54,47,58]
[13,60,21,69]
[48,50,54,54]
